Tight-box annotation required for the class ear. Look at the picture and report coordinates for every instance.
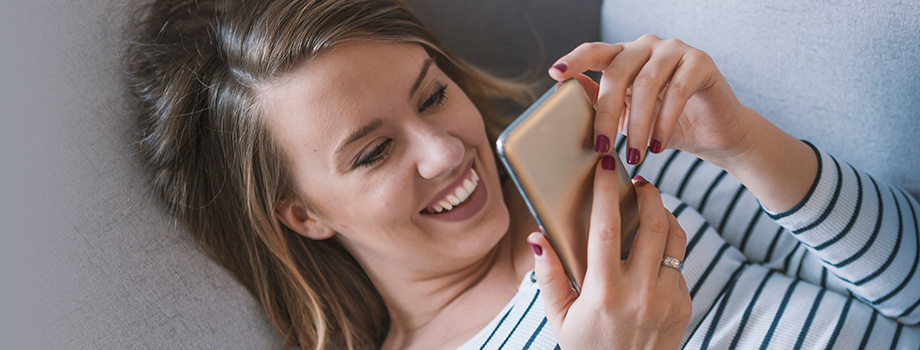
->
[275,200,335,240]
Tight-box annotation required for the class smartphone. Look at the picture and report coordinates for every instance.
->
[496,79,639,293]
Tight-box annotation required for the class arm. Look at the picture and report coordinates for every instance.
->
[549,36,920,324]
[698,107,817,214]
[629,138,920,324]
[764,144,920,324]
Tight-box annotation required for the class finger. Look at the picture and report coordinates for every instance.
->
[626,39,684,161]
[659,211,687,281]
[570,74,605,151]
[626,175,670,278]
[529,231,577,331]
[584,155,623,287]
[594,42,653,159]
[652,49,711,152]
[572,73,599,104]
[548,42,626,81]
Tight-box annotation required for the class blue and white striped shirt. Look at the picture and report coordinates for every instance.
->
[459,140,920,349]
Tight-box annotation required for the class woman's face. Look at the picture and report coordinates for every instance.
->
[259,42,510,277]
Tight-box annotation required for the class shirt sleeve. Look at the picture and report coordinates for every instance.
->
[763,141,920,324]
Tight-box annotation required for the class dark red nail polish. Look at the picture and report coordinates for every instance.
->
[602,155,616,171]
[529,242,543,256]
[627,148,640,165]
[595,134,610,153]
[633,175,647,183]
[552,63,567,73]
[649,139,662,154]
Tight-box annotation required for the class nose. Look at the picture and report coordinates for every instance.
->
[412,121,465,179]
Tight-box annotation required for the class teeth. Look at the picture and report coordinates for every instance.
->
[424,168,481,215]
[462,179,475,193]
[456,186,470,201]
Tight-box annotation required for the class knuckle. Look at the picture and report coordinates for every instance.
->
[633,73,658,89]
[663,38,684,48]
[595,109,621,123]
[666,80,689,98]
[672,225,688,247]
[534,267,561,287]
[687,48,713,64]
[577,41,602,52]
[639,33,661,42]
[593,222,620,243]
[645,215,670,233]
[672,236,688,258]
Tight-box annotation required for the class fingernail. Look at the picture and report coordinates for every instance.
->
[595,134,610,153]
[627,147,640,165]
[602,155,616,171]
[552,63,567,73]
[633,175,647,183]
[529,242,543,256]
[649,139,662,154]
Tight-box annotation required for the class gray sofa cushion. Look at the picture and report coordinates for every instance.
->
[601,0,920,198]
[3,0,284,348]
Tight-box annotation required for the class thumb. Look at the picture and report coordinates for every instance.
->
[528,232,577,330]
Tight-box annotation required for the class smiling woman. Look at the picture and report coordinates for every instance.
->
[126,0,920,349]
[126,1,531,348]
[263,43,519,322]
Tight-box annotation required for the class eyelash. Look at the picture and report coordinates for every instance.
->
[353,84,448,169]
[419,84,448,112]
[355,138,393,168]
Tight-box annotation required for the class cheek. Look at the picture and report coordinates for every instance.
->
[312,171,411,229]
[448,93,488,142]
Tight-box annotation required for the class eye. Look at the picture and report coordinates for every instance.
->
[353,138,393,169]
[419,83,448,112]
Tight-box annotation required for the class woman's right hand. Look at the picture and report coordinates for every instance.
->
[529,157,691,350]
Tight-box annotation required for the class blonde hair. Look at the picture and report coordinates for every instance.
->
[125,0,533,348]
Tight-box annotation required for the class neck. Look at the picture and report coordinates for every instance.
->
[377,181,537,349]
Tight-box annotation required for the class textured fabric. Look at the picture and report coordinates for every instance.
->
[4,0,285,348]
[461,139,920,349]
[600,0,920,200]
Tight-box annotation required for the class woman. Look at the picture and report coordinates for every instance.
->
[126,0,920,349]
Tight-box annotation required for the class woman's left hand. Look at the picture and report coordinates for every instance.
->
[549,35,753,166]
[550,35,820,213]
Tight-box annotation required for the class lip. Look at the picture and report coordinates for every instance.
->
[419,159,489,222]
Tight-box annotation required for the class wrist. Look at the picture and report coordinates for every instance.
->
[699,108,818,212]
[697,107,769,172]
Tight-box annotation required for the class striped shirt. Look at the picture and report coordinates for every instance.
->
[459,139,920,349]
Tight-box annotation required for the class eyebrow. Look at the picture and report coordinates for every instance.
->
[335,119,383,156]
[334,57,434,156]
[410,57,434,96]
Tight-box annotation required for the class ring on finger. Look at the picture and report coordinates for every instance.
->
[661,256,684,272]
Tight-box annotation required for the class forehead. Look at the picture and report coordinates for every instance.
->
[257,41,431,156]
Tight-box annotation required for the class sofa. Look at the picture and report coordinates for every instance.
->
[2,0,916,348]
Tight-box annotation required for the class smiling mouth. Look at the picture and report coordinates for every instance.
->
[422,168,480,214]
